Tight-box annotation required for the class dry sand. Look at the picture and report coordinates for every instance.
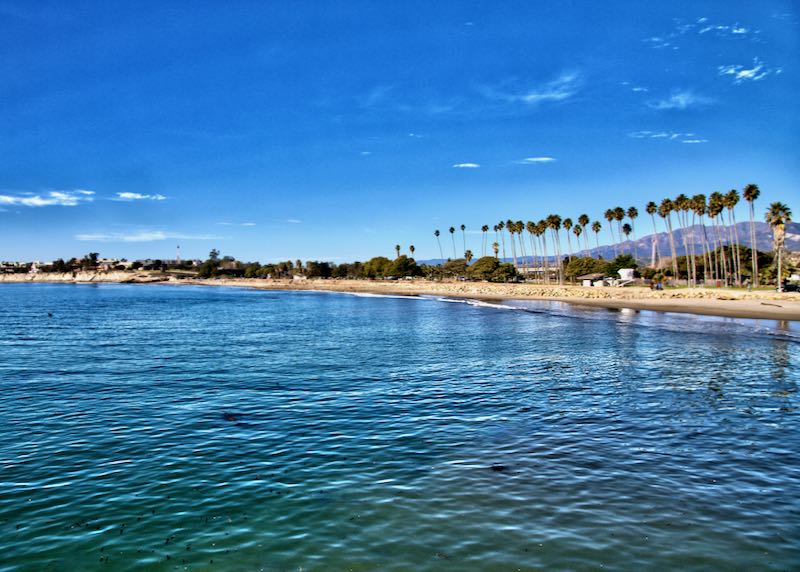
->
[3,272,799,321]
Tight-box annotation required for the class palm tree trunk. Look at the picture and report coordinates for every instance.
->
[649,214,659,268]
[749,202,759,286]
[541,234,549,284]
[665,214,679,282]
[731,213,743,286]
[436,237,444,261]
[631,221,638,262]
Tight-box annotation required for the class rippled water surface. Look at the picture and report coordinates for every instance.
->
[1,283,799,571]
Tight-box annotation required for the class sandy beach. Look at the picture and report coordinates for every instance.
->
[3,272,799,321]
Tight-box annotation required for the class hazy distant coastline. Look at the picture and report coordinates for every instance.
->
[2,271,799,321]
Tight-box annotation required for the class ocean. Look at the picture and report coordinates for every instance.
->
[1,283,798,571]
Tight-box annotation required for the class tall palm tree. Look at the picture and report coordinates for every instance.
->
[709,192,729,285]
[460,224,467,255]
[515,220,527,274]
[765,202,792,291]
[448,226,457,259]
[526,221,538,279]
[725,189,743,286]
[622,223,632,246]
[538,219,550,283]
[394,244,401,259]
[591,221,602,255]
[409,245,415,258]
[674,194,695,286]
[743,183,760,286]
[691,194,712,283]
[645,201,659,268]
[547,214,564,284]
[506,219,518,269]
[497,221,506,260]
[658,199,680,281]
[434,230,444,261]
[613,207,625,254]
[627,207,639,261]
[573,223,583,256]
[562,218,574,258]
[604,209,617,257]
[481,224,489,257]
[578,214,590,252]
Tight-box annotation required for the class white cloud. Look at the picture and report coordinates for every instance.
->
[75,231,224,242]
[452,163,480,168]
[241,222,256,227]
[0,189,94,207]
[718,58,773,83]
[517,157,556,164]
[631,86,649,92]
[629,130,706,143]
[647,90,711,110]
[359,151,372,156]
[484,71,580,106]
[287,218,303,224]
[114,192,167,201]
[217,222,256,227]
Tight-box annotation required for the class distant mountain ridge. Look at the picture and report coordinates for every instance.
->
[419,221,799,265]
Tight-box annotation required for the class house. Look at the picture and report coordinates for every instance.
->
[577,272,605,287]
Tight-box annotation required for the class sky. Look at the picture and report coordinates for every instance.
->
[1,1,798,262]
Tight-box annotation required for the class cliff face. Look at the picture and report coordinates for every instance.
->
[0,272,167,283]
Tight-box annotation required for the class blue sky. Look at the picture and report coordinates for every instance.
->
[1,1,798,262]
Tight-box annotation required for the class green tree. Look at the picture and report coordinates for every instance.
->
[765,202,792,291]
[394,244,401,259]
[363,256,393,278]
[434,230,444,261]
[209,249,220,262]
[605,254,638,278]
[390,255,422,277]
[743,183,761,286]
[565,257,607,280]
[467,256,500,280]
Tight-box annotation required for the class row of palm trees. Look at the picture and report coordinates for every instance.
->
[430,183,793,289]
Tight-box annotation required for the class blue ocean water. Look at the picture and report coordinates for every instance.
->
[0,283,798,571]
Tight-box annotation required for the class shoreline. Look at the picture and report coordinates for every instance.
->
[3,272,800,321]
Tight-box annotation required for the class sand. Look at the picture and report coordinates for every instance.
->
[2,272,799,321]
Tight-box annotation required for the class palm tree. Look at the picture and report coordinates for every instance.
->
[743,183,760,286]
[506,219,518,269]
[481,224,489,257]
[563,218,573,258]
[692,194,712,284]
[465,249,474,264]
[591,221,602,255]
[394,244,401,259]
[578,214,590,252]
[658,199,680,281]
[604,209,617,257]
[409,245,415,258]
[526,221,538,280]
[645,201,659,268]
[573,223,583,256]
[434,230,444,261]
[538,219,550,283]
[515,220,527,274]
[613,207,625,254]
[765,202,792,291]
[448,226,457,259]
[547,214,564,284]
[726,189,743,286]
[709,192,729,285]
[627,207,639,261]
[497,221,506,260]
[492,241,499,259]
[460,224,467,255]
[674,194,695,286]
[622,223,632,246]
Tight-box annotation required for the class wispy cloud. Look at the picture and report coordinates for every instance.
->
[516,156,556,164]
[76,231,224,242]
[483,71,580,106]
[287,218,303,224]
[452,163,480,169]
[646,16,758,49]
[629,130,707,143]
[647,90,711,110]
[216,222,256,227]
[0,189,94,207]
[718,58,778,83]
[114,192,167,201]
